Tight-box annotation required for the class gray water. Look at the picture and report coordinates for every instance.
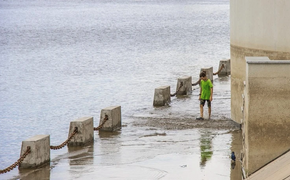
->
[0,0,241,179]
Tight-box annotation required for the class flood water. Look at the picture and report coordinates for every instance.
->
[0,0,242,179]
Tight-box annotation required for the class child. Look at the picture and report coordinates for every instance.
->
[196,71,213,120]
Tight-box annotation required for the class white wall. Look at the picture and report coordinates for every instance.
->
[231,0,290,52]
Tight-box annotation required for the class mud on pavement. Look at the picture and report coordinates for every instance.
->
[131,117,241,130]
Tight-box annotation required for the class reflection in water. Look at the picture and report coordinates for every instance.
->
[98,131,121,139]
[231,161,236,169]
[230,130,243,180]
[18,164,50,180]
[97,130,123,166]
[68,144,94,167]
[199,129,213,168]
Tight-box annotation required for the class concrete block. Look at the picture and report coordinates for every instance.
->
[176,76,192,95]
[200,67,213,83]
[218,59,231,76]
[19,135,50,169]
[153,86,171,106]
[68,117,94,146]
[100,106,121,131]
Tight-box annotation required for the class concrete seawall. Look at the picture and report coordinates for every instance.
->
[230,0,290,124]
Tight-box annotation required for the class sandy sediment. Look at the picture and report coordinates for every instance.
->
[131,117,241,130]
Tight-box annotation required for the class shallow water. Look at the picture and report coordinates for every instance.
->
[0,0,242,179]
[14,126,242,180]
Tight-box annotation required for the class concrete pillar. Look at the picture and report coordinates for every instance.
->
[19,135,50,169]
[100,106,121,132]
[200,67,213,83]
[68,117,94,146]
[176,76,192,95]
[218,59,231,76]
[153,86,171,106]
[244,57,290,175]
[230,0,290,124]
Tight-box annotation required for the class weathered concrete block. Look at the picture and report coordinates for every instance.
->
[100,106,121,131]
[19,135,50,169]
[218,59,231,76]
[68,117,94,146]
[153,86,171,106]
[200,67,213,83]
[176,76,192,95]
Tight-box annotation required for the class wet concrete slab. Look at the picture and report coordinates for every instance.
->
[14,123,242,180]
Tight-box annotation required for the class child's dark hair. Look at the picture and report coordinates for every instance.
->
[200,71,206,78]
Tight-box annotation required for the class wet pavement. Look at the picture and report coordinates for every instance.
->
[13,115,242,180]
[14,129,242,180]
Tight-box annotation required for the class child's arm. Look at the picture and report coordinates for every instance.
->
[210,87,213,101]
[199,87,202,100]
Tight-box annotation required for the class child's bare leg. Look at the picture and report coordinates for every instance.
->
[200,105,204,118]
[208,106,211,119]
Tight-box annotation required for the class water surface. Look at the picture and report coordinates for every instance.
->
[0,0,241,179]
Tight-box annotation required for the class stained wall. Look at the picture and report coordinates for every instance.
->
[230,0,290,123]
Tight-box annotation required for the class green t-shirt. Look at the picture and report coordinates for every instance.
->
[200,79,213,100]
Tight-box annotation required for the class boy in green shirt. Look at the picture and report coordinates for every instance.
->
[196,71,213,120]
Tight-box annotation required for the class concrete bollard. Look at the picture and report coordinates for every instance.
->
[19,135,50,169]
[200,67,213,83]
[100,106,122,131]
[153,86,171,106]
[218,59,231,76]
[68,117,94,146]
[176,76,192,95]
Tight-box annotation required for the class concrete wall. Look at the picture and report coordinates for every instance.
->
[230,0,290,123]
[244,57,290,175]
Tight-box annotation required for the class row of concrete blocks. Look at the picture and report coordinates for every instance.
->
[153,59,230,106]
[16,59,230,169]
[19,106,121,169]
